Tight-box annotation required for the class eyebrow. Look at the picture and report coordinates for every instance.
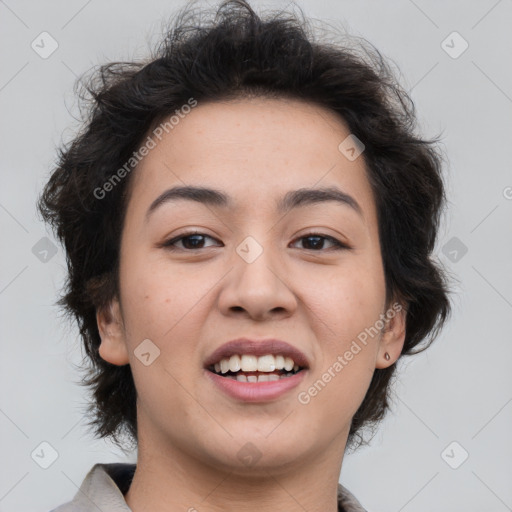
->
[145,184,363,222]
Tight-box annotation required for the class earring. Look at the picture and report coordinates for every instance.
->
[384,352,390,361]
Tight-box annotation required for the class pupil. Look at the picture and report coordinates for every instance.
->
[184,235,204,249]
[304,236,322,249]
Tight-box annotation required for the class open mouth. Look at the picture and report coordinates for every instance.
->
[207,354,306,383]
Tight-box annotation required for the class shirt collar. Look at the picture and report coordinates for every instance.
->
[52,462,367,512]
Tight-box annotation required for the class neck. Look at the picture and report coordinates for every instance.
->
[124,425,348,512]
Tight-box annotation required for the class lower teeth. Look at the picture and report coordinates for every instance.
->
[221,372,295,382]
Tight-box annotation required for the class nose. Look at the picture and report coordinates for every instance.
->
[217,240,298,321]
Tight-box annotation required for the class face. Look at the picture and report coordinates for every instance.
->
[97,97,406,475]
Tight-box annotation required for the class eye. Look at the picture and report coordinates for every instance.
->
[162,231,222,251]
[290,233,349,251]
[162,231,350,252]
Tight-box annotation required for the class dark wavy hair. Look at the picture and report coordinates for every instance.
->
[37,0,452,451]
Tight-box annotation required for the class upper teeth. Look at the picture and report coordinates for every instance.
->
[214,354,300,374]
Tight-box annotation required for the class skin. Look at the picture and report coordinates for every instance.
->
[96,97,406,512]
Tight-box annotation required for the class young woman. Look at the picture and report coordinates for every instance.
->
[40,1,451,510]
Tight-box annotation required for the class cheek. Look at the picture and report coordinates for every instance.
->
[297,258,386,347]
[307,260,384,416]
[119,250,212,341]
[118,255,210,406]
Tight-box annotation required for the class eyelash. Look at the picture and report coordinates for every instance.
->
[162,230,350,252]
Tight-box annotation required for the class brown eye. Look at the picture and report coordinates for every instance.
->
[163,232,222,251]
[290,233,349,251]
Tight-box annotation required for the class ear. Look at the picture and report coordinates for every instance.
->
[96,298,130,366]
[375,301,407,369]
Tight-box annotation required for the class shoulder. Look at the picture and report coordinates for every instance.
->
[337,483,368,512]
[49,462,136,512]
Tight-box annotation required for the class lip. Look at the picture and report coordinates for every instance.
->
[205,367,308,402]
[203,338,310,369]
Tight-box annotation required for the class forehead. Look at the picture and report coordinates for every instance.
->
[125,97,376,223]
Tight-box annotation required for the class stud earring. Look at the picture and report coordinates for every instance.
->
[384,352,390,361]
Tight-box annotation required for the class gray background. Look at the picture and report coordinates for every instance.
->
[1,0,511,511]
